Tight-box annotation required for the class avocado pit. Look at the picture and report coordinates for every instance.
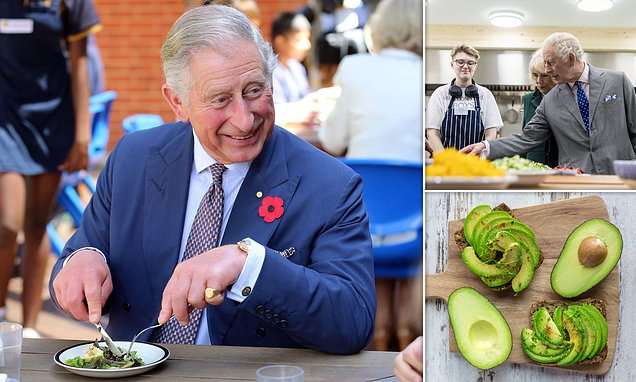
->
[578,236,607,267]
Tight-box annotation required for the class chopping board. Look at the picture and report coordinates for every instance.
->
[425,196,619,374]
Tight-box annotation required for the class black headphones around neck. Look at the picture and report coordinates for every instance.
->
[449,79,479,98]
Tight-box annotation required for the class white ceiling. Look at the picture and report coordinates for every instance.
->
[426,0,636,28]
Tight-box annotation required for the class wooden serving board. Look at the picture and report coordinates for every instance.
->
[425,196,619,374]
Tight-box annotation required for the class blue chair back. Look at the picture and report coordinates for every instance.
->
[340,158,423,278]
[122,114,164,134]
[88,90,117,164]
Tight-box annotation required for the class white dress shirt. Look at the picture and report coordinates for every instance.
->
[186,130,265,344]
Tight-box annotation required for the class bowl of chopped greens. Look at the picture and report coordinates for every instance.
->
[54,340,169,378]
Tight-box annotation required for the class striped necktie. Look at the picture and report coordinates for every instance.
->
[575,81,590,132]
[154,162,227,344]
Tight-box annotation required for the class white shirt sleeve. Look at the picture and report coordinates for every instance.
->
[226,238,265,302]
[426,85,450,130]
[319,62,351,156]
[479,88,504,129]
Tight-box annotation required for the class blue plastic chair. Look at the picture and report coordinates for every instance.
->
[340,158,423,278]
[47,91,117,256]
[122,114,164,134]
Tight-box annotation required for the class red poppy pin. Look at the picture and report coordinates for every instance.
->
[258,196,284,223]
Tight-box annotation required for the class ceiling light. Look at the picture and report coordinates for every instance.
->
[488,11,525,28]
[577,0,613,12]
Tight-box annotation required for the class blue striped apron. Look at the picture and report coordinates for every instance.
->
[440,93,485,150]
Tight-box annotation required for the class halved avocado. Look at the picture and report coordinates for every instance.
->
[556,309,587,366]
[551,219,622,298]
[461,245,520,278]
[521,328,570,363]
[464,205,493,247]
[448,287,512,369]
[532,307,564,346]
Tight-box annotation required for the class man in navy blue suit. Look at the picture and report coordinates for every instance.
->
[49,4,375,354]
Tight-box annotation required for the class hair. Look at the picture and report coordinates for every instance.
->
[450,44,480,61]
[543,32,585,63]
[271,12,311,41]
[161,4,276,101]
[368,0,422,56]
[528,48,545,76]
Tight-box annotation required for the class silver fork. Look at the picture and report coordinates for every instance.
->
[125,314,176,358]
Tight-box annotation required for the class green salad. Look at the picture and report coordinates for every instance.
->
[65,340,144,369]
[492,155,552,171]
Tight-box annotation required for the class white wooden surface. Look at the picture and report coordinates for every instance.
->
[425,192,636,381]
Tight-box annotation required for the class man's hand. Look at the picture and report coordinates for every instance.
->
[394,336,423,382]
[52,250,112,323]
[158,244,247,326]
[460,141,486,155]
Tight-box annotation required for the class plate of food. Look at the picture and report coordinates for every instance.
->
[507,169,558,187]
[54,340,169,378]
[426,175,518,190]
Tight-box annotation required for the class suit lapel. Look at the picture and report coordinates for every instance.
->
[143,126,194,303]
[556,83,587,132]
[588,65,606,127]
[209,128,300,342]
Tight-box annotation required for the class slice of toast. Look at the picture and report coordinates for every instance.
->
[455,203,544,291]
[529,298,608,366]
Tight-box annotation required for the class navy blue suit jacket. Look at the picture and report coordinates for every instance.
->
[50,123,376,354]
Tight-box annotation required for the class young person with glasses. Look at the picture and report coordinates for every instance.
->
[426,44,502,152]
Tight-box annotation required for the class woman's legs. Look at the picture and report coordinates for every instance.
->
[21,172,60,328]
[0,172,26,317]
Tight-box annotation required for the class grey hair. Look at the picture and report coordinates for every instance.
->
[543,32,585,63]
[368,0,422,56]
[528,48,545,78]
[161,4,277,101]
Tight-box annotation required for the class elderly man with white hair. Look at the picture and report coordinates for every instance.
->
[462,32,636,175]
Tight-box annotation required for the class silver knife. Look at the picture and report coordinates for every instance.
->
[94,322,123,357]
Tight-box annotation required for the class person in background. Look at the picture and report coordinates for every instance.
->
[522,48,558,166]
[49,4,375,354]
[426,44,502,152]
[394,336,423,382]
[271,11,322,129]
[272,12,312,105]
[462,32,636,175]
[0,0,101,337]
[87,34,105,95]
[319,0,422,161]
[319,0,422,351]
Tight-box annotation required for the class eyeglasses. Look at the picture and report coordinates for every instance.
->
[454,59,477,67]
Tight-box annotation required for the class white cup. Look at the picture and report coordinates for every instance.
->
[0,322,22,382]
[256,365,304,382]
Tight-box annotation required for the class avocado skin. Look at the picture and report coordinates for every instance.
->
[464,205,492,247]
[551,218,622,298]
[448,287,512,370]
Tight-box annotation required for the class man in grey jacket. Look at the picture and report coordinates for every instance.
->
[462,32,636,175]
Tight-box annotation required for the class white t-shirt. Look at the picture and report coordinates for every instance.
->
[426,83,502,131]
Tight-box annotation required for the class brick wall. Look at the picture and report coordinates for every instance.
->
[94,0,307,150]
